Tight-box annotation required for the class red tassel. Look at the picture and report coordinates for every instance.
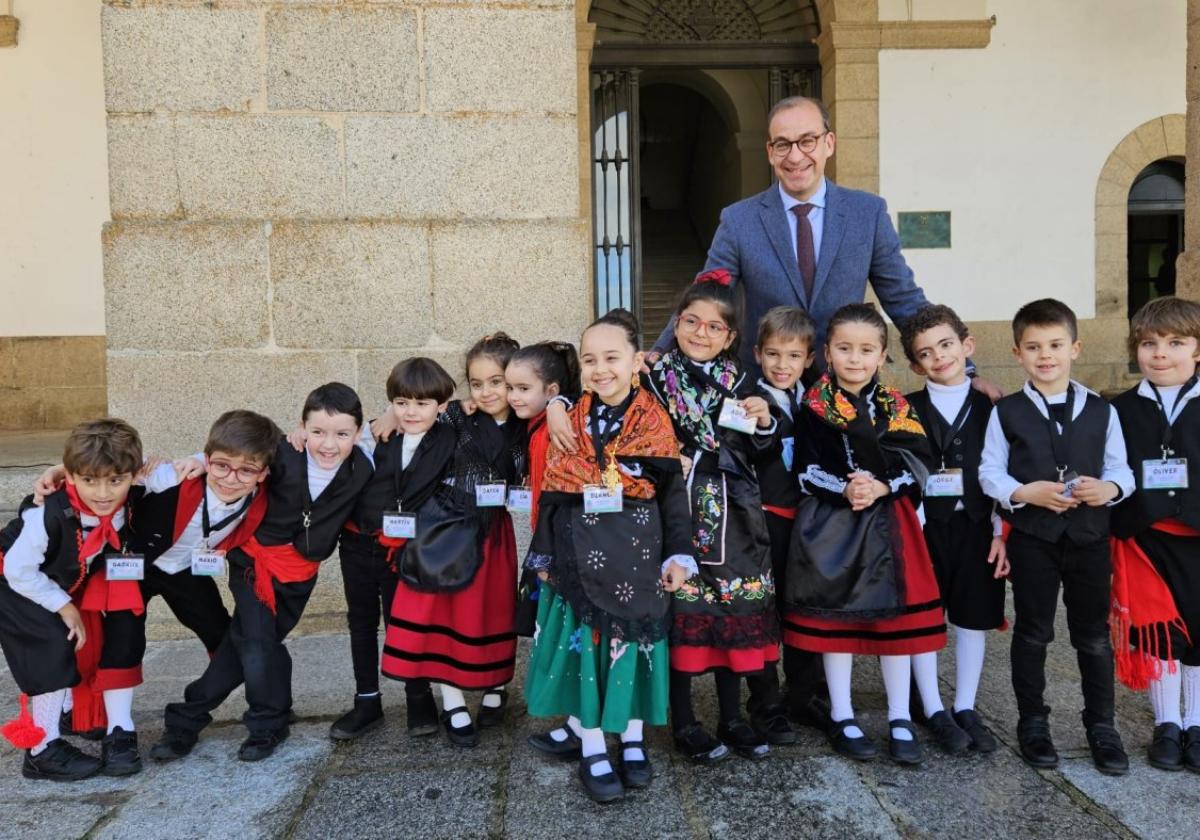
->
[2,694,46,750]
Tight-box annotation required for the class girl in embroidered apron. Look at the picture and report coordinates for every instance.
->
[645,271,780,764]
[524,309,693,803]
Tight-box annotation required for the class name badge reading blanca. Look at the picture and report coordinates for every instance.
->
[583,484,623,514]
[382,511,417,539]
[717,399,757,434]
[506,487,534,513]
[925,469,964,498]
[1143,458,1189,490]
[106,553,145,581]
[191,549,227,577]
[476,482,508,507]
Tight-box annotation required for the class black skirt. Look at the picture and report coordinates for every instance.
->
[0,578,79,696]
[923,511,1006,631]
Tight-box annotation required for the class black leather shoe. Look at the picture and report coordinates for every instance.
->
[786,694,832,730]
[440,706,479,748]
[673,723,730,765]
[887,719,924,766]
[925,710,971,755]
[21,739,102,782]
[1017,716,1058,768]
[59,710,103,741]
[718,717,770,760]
[150,726,198,762]
[578,753,624,803]
[477,690,508,729]
[749,702,798,746]
[828,717,877,761]
[953,709,997,753]
[329,694,384,741]
[406,689,439,737]
[1184,726,1200,773]
[617,740,654,789]
[101,727,143,776]
[528,727,582,760]
[237,726,289,762]
[1086,723,1129,776]
[1148,722,1184,771]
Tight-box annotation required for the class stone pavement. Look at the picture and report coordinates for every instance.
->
[2,577,1199,840]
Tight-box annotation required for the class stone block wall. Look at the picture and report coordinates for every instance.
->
[102,0,589,453]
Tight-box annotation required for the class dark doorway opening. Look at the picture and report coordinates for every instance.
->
[1127,159,1185,318]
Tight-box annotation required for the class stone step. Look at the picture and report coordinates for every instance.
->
[0,429,66,521]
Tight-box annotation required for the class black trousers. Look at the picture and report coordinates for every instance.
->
[339,532,401,695]
[131,563,232,661]
[1007,530,1114,726]
[164,569,316,735]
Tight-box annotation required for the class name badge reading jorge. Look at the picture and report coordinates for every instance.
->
[925,469,964,498]
[1143,458,1189,490]
[506,486,533,513]
[106,553,145,581]
[583,484,623,514]
[382,511,417,539]
[717,399,757,434]
[476,482,507,508]
[191,549,227,577]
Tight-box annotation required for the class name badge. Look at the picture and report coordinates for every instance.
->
[476,482,507,508]
[583,484,623,514]
[191,549,227,577]
[106,553,145,581]
[506,486,533,513]
[925,469,964,497]
[1143,458,1189,490]
[717,399,757,434]
[1059,470,1081,498]
[382,511,417,539]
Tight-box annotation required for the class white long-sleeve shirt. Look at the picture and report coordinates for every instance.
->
[142,463,256,574]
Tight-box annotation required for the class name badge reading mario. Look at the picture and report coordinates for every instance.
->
[191,549,227,577]
[382,511,417,539]
[106,553,145,581]
[476,482,507,507]
[506,486,533,513]
[925,469,964,497]
[1143,459,1189,490]
[717,399,757,434]
[583,484,623,514]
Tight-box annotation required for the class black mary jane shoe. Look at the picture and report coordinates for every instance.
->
[237,726,289,762]
[617,740,653,789]
[21,738,103,782]
[924,710,971,755]
[60,710,104,742]
[406,689,440,738]
[828,717,877,761]
[329,694,384,741]
[101,726,143,776]
[718,718,770,760]
[1148,722,1184,771]
[953,709,997,754]
[887,720,924,766]
[673,723,730,765]
[149,726,198,762]
[1016,715,1058,769]
[477,690,508,729]
[440,706,479,748]
[528,727,583,760]
[578,753,625,804]
[1085,723,1129,777]
[1184,726,1200,773]
[749,702,798,747]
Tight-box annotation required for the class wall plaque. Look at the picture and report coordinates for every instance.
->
[898,211,951,249]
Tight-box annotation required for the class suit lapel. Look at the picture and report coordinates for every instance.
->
[757,187,808,306]
[812,181,847,307]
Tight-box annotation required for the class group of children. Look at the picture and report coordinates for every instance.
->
[0,274,1198,803]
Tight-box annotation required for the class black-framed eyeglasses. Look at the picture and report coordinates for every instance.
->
[769,132,828,156]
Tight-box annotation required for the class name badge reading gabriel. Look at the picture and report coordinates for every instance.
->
[925,469,964,498]
[106,553,145,581]
[382,511,417,539]
[1143,458,1189,490]
[717,399,757,434]
[191,549,227,577]
[506,486,534,513]
[583,484,623,514]
[476,482,507,508]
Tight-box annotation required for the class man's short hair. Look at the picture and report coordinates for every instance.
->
[62,418,143,477]
[1128,296,1200,360]
[387,357,456,403]
[1011,298,1078,344]
[899,304,970,364]
[767,96,831,135]
[205,410,281,466]
[756,305,817,350]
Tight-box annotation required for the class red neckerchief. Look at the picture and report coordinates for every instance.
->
[65,482,123,559]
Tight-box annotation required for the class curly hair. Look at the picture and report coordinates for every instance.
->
[899,304,970,364]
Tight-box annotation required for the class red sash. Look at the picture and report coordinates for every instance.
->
[240,537,319,614]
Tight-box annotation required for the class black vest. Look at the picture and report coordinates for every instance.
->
[906,386,993,523]
[126,479,189,561]
[1110,384,1200,537]
[995,388,1112,544]
[351,425,455,532]
[755,386,801,509]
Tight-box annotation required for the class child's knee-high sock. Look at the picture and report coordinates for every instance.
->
[911,651,944,717]
[580,726,611,776]
[29,690,66,755]
[952,625,988,713]
[823,653,862,738]
[437,684,470,728]
[547,715,584,742]
[1148,660,1183,727]
[669,668,697,731]
[1182,665,1200,729]
[715,670,743,722]
[103,688,135,734]
[621,718,645,762]
[481,687,504,708]
[880,654,914,741]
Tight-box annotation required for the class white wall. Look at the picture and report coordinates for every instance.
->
[878,0,1186,321]
[0,1,109,336]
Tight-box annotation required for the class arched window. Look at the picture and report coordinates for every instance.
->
[1127,159,1185,317]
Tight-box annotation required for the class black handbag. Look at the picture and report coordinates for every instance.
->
[397,496,484,593]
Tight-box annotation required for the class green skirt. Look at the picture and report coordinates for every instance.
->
[524,584,670,732]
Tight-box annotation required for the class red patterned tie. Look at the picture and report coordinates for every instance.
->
[791,203,816,302]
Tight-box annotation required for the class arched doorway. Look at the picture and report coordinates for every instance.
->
[1127,159,1185,316]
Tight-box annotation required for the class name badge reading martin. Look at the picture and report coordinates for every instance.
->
[1143,459,1189,490]
[506,486,534,513]
[583,484,623,514]
[476,482,507,508]
[106,553,145,581]
[925,469,964,498]
[382,511,417,539]
[717,399,757,434]
[191,549,227,577]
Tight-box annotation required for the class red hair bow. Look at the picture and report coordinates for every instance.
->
[694,269,733,287]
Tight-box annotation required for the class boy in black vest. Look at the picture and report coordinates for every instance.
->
[1109,296,1200,771]
[979,298,1134,775]
[0,419,144,781]
[901,305,1007,756]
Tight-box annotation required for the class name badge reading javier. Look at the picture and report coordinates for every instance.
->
[717,399,757,434]
[476,482,507,508]
[1143,459,1189,490]
[191,549,227,577]
[583,484,623,514]
[506,486,533,513]
[106,553,145,581]
[382,511,417,539]
[925,469,964,498]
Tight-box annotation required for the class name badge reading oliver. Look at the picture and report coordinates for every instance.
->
[583,484,623,514]
[717,399,757,434]
[382,511,417,539]
[106,553,145,581]
[191,549,227,577]
[507,486,534,513]
[476,482,507,508]
[925,469,964,498]
[1143,458,1189,490]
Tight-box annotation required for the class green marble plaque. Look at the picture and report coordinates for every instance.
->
[898,211,951,249]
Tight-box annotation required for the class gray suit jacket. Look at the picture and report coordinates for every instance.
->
[653,180,928,374]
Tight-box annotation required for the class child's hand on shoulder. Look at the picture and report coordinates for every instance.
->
[1012,481,1078,513]
[370,412,399,443]
[988,536,1009,578]
[547,400,578,453]
[33,464,66,504]
[1070,476,1119,507]
[172,456,207,481]
[741,396,772,429]
[286,424,307,452]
